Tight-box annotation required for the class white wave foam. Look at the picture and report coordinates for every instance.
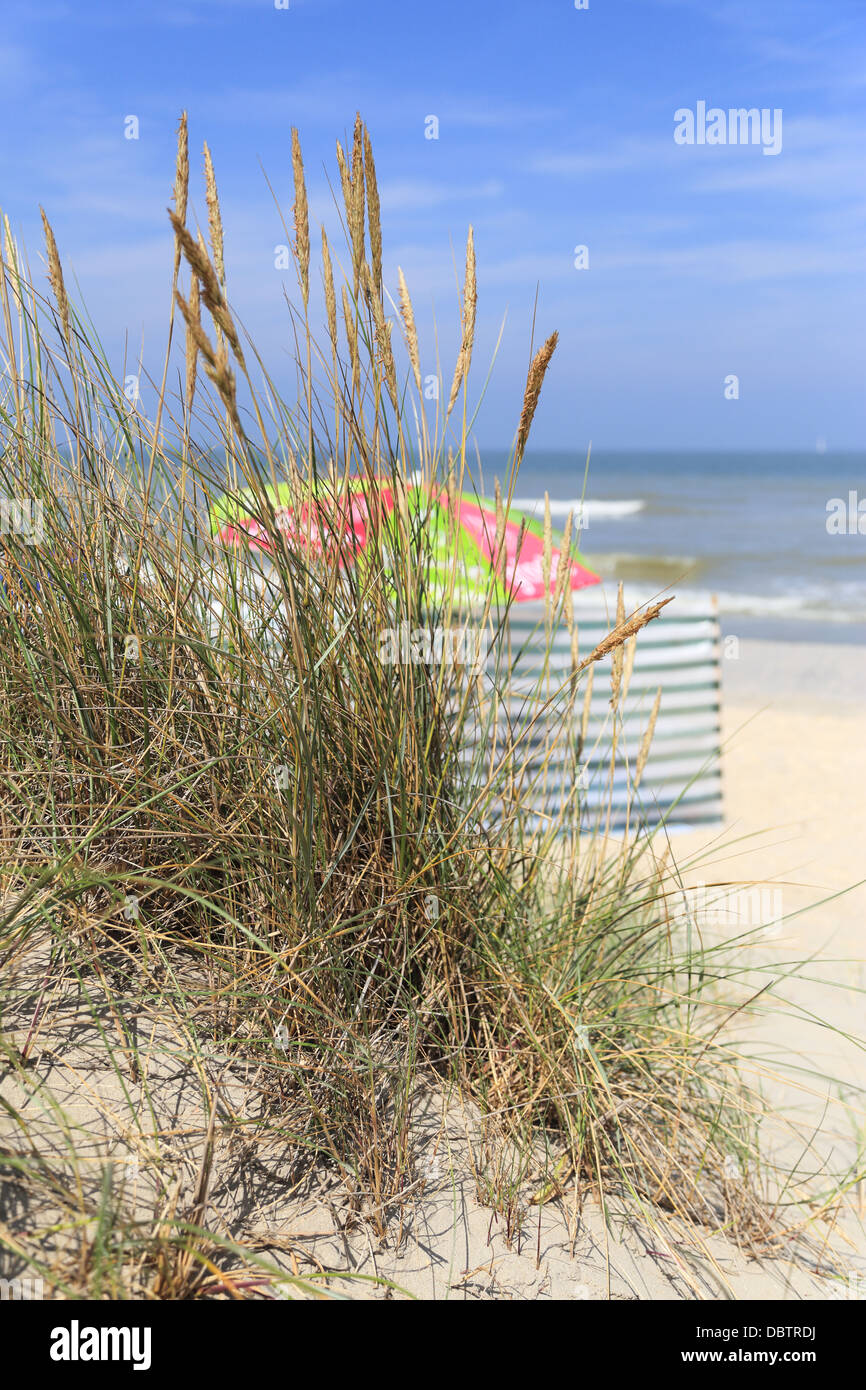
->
[711,589,866,623]
[510,497,645,521]
[589,551,698,569]
[583,582,866,624]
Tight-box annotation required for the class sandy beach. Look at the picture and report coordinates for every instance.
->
[678,638,865,1056]
[672,638,865,1235]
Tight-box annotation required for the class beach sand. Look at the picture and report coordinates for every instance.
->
[670,639,866,1263]
[676,640,865,1093]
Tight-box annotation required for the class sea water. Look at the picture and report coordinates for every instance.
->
[476,449,866,644]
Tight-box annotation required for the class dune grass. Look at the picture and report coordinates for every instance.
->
[0,114,859,1300]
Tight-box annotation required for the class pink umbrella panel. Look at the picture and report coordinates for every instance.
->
[211,479,600,604]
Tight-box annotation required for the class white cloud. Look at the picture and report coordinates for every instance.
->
[530,137,677,177]
[379,178,504,212]
[688,117,866,199]
[599,239,865,282]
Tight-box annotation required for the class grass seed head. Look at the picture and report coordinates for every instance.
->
[515,331,558,463]
[39,208,70,344]
[398,268,421,394]
[291,128,310,306]
[446,225,477,419]
[203,141,225,287]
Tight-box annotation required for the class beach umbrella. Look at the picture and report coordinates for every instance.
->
[210,478,600,605]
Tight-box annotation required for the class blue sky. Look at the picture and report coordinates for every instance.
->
[1,0,864,450]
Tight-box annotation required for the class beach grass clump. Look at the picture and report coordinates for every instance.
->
[0,119,837,1299]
